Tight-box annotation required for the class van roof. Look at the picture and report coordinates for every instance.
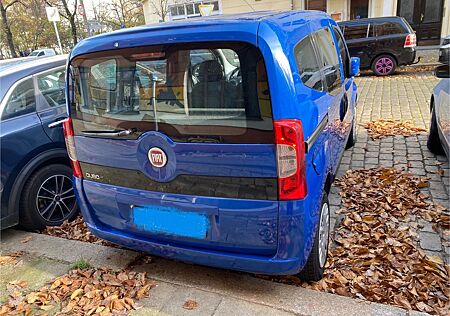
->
[70,10,329,59]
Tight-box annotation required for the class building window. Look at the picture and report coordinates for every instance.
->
[306,0,326,11]
[350,0,369,19]
[169,1,221,20]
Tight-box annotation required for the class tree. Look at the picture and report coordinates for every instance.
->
[95,0,145,30]
[45,0,79,46]
[8,0,72,53]
[0,0,22,57]
[149,0,169,22]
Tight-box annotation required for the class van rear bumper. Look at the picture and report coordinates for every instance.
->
[74,177,317,275]
[85,222,301,275]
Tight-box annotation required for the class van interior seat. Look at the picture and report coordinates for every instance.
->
[190,60,233,109]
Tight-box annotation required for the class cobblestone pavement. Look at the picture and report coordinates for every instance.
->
[330,72,450,265]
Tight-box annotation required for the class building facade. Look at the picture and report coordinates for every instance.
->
[143,0,449,45]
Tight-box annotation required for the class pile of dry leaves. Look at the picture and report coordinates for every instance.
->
[363,119,427,139]
[268,168,449,315]
[42,216,113,246]
[0,268,155,315]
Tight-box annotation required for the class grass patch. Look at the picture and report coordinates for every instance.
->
[71,258,91,270]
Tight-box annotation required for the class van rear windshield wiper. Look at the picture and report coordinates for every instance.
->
[81,128,137,137]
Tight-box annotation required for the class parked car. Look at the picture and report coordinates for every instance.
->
[0,55,78,230]
[29,48,57,57]
[427,64,449,158]
[439,35,450,65]
[61,11,359,281]
[338,16,416,76]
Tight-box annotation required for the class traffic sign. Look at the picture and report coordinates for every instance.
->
[199,4,214,16]
[45,7,60,22]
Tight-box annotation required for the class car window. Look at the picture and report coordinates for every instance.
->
[314,28,342,95]
[70,42,274,143]
[376,22,406,36]
[294,35,323,91]
[333,26,350,78]
[341,23,373,40]
[37,68,66,108]
[1,78,36,120]
[90,59,117,91]
[38,51,44,57]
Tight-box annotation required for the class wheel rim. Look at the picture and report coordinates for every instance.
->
[318,202,330,268]
[375,57,394,75]
[35,174,76,223]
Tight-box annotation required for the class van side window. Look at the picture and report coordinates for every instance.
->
[2,78,36,120]
[332,26,350,78]
[314,28,342,94]
[294,35,323,91]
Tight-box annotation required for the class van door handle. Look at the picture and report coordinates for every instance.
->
[48,118,68,128]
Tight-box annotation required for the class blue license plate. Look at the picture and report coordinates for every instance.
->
[132,205,209,239]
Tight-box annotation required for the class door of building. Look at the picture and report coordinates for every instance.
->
[397,0,444,45]
[350,0,369,20]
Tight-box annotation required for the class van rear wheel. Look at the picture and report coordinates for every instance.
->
[372,55,397,76]
[297,193,330,281]
[19,164,78,231]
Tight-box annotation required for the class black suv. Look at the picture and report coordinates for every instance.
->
[338,17,416,76]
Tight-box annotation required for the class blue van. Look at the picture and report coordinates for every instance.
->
[62,11,359,280]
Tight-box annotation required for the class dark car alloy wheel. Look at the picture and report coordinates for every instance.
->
[36,174,76,223]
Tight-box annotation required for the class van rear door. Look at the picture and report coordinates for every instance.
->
[69,42,279,255]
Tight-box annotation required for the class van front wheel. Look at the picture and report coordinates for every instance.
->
[297,193,330,281]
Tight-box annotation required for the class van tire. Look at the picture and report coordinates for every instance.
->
[427,104,444,155]
[19,164,78,231]
[372,54,397,76]
[346,115,357,149]
[298,193,330,282]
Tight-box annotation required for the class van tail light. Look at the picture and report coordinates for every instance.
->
[63,118,83,178]
[274,120,307,200]
[404,33,416,48]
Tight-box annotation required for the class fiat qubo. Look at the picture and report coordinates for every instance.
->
[61,11,359,280]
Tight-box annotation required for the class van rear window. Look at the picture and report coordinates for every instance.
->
[69,42,273,144]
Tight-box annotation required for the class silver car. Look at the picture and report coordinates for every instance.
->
[428,64,449,158]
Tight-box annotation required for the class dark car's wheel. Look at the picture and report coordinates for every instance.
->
[19,164,78,231]
[372,55,397,76]
[427,103,444,155]
[346,114,357,149]
[298,193,330,281]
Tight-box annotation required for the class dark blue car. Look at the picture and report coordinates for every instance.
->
[0,56,78,230]
[64,11,359,280]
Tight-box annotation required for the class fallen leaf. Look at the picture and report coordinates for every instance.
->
[183,299,199,310]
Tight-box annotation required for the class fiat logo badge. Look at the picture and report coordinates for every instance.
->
[148,147,167,168]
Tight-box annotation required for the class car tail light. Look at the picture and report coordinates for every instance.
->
[274,119,307,200]
[404,33,416,48]
[63,118,83,178]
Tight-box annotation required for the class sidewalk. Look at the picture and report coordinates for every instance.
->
[0,229,427,316]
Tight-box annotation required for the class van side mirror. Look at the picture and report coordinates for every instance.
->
[350,57,360,77]
[435,64,449,78]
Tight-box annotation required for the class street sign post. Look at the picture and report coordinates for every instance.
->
[45,7,63,54]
